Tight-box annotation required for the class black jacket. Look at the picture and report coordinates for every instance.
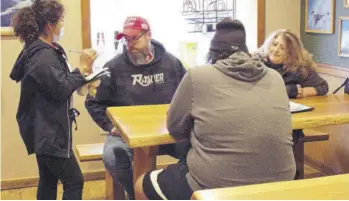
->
[263,59,329,98]
[85,40,187,132]
[10,39,87,158]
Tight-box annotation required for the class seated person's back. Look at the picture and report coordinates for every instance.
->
[135,18,296,200]
[183,54,295,190]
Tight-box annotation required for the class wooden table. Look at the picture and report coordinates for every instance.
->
[191,174,349,200]
[291,95,349,129]
[291,95,349,178]
[106,104,174,190]
[106,94,349,196]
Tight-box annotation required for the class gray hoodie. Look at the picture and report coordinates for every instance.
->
[167,52,296,191]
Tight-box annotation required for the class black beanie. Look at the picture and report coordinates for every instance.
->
[210,18,249,54]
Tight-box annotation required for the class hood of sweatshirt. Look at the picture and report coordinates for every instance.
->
[10,39,65,82]
[214,52,268,82]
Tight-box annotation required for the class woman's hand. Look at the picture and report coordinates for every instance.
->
[88,79,101,97]
[110,127,121,136]
[296,85,318,98]
[79,48,97,74]
[76,79,101,97]
[302,87,317,97]
[76,83,89,96]
[296,85,303,98]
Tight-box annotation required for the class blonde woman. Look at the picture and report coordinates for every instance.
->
[255,29,328,98]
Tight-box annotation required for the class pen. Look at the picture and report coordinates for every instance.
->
[68,50,100,58]
[68,49,83,54]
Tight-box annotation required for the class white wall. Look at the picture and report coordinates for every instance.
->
[235,0,258,52]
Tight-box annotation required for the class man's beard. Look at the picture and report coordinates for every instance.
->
[129,49,149,65]
[127,41,153,66]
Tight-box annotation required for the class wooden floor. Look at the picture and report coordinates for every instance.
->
[1,180,106,200]
[1,165,326,200]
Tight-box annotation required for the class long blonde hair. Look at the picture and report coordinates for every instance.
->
[256,29,316,77]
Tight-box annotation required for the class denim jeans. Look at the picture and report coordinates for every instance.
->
[102,135,190,200]
[36,153,84,200]
[103,135,134,199]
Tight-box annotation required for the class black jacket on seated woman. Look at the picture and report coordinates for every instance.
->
[264,58,329,98]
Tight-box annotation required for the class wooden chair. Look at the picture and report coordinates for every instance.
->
[76,143,178,200]
[191,174,349,200]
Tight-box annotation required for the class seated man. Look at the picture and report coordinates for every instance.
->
[85,16,187,200]
[135,18,296,200]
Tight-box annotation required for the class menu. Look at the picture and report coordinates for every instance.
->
[289,101,314,113]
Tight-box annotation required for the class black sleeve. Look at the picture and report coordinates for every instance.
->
[85,67,118,132]
[29,51,86,101]
[301,69,329,96]
[314,81,329,96]
[286,84,299,98]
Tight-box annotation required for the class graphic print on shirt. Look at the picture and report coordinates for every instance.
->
[131,73,164,87]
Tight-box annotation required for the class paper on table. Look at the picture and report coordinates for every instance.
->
[289,101,314,113]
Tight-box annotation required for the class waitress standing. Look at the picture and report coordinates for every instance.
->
[10,0,96,199]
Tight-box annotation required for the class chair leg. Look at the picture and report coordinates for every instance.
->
[293,130,305,180]
[105,171,125,200]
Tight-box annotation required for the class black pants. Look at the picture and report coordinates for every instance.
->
[143,163,193,200]
[158,140,191,164]
[292,129,304,180]
[36,153,84,200]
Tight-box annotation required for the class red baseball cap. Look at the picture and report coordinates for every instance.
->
[116,16,151,40]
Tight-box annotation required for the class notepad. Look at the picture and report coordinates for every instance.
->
[85,67,110,82]
[289,101,314,113]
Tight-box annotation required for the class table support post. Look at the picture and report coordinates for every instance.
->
[133,146,158,184]
[293,129,305,180]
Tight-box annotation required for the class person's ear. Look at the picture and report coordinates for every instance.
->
[47,23,57,35]
[47,23,53,32]
[43,23,53,36]
[146,31,151,40]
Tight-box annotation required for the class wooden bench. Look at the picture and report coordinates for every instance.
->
[303,128,329,142]
[76,143,178,200]
[75,129,328,198]
[191,174,349,199]
[294,129,329,179]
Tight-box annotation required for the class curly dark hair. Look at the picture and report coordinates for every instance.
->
[12,0,64,44]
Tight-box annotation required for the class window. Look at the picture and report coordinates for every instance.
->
[81,0,265,67]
